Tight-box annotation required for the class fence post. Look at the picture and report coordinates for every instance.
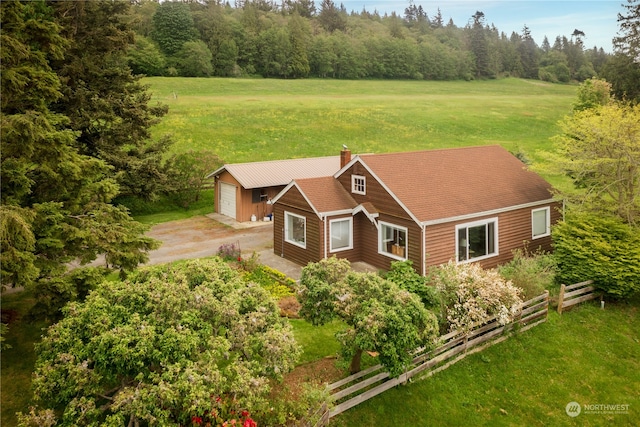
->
[557,284,566,315]
[544,290,550,320]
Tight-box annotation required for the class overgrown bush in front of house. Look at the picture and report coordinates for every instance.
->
[384,260,440,310]
[553,212,640,299]
[498,249,557,300]
[432,261,523,333]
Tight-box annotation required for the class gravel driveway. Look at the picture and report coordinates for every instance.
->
[145,214,305,280]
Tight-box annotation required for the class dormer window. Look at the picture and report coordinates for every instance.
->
[352,175,366,195]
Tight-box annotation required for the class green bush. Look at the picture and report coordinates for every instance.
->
[384,260,439,310]
[498,249,557,300]
[245,265,296,299]
[553,213,640,299]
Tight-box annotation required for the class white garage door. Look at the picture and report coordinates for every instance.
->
[219,182,236,219]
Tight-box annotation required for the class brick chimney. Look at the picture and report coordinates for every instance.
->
[340,147,351,168]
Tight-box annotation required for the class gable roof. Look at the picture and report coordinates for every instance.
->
[351,145,553,223]
[209,156,340,189]
[278,176,358,217]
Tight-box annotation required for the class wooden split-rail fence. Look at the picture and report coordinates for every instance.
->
[557,280,600,314]
[323,290,550,420]
[305,279,600,426]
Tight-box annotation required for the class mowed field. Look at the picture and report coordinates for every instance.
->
[144,77,577,176]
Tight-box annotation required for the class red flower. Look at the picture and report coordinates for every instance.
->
[241,410,249,418]
[243,418,257,427]
[237,256,242,262]
[191,416,202,425]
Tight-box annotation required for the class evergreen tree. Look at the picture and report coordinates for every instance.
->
[468,11,492,78]
[607,0,640,102]
[613,0,640,61]
[518,25,539,78]
[283,0,316,18]
[1,0,158,308]
[318,0,346,33]
[541,36,551,53]
[50,0,173,200]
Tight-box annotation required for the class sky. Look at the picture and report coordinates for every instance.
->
[338,1,622,51]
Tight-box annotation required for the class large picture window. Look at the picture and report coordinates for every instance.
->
[284,211,306,248]
[456,218,498,263]
[330,218,352,252]
[532,207,550,239]
[379,222,407,259]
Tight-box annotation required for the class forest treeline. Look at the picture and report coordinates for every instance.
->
[128,0,615,84]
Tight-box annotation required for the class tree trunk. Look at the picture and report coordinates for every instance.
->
[349,348,363,374]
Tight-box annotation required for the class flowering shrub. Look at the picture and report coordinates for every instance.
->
[433,261,523,333]
[217,242,241,260]
[19,259,301,426]
[189,396,257,427]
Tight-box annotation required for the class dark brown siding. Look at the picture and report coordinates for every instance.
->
[325,214,359,262]
[357,213,422,273]
[336,165,410,219]
[425,202,562,270]
[336,163,422,273]
[273,186,322,266]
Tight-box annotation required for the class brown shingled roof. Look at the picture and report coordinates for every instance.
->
[357,145,553,223]
[295,176,358,214]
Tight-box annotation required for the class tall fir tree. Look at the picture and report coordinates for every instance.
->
[49,0,173,200]
[468,11,491,78]
[1,0,159,316]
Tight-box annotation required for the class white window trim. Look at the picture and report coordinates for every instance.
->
[351,175,366,195]
[378,221,408,260]
[284,211,306,249]
[329,217,353,253]
[455,217,499,264]
[532,206,551,239]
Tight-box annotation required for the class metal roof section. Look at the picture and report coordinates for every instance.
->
[210,156,341,189]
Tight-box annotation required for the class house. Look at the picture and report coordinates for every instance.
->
[270,145,561,275]
[208,155,344,223]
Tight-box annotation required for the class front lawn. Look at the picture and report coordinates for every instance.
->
[3,287,638,427]
[329,297,640,426]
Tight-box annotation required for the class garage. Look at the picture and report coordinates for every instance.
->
[219,182,236,219]
[208,155,342,222]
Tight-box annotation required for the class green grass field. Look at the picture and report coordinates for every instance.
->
[144,77,577,174]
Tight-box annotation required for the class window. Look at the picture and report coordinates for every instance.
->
[532,207,550,239]
[284,211,306,248]
[352,175,366,195]
[379,222,407,259]
[330,218,352,252]
[456,218,498,263]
